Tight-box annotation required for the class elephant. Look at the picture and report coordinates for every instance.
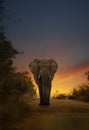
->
[29,58,58,106]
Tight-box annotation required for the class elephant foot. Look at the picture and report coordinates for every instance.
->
[39,102,50,106]
[39,98,50,106]
[39,100,44,106]
[43,103,50,106]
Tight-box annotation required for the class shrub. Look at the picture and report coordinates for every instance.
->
[0,71,36,103]
[53,92,66,99]
[68,85,89,102]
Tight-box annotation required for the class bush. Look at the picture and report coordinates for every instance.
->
[68,85,89,102]
[0,71,36,103]
[68,88,79,100]
[77,84,89,102]
[53,92,66,99]
[0,71,36,129]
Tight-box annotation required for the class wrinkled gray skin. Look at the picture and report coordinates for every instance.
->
[29,59,58,106]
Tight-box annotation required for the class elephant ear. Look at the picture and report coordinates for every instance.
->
[48,59,58,79]
[29,59,40,76]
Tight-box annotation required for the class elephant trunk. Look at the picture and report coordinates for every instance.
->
[39,72,51,105]
[38,71,51,79]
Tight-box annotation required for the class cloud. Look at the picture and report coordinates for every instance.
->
[57,60,89,81]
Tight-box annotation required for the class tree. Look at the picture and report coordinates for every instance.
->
[0,1,36,129]
[0,0,18,79]
[72,88,78,98]
[68,71,89,102]
[0,33,19,80]
[85,71,89,81]
[0,0,36,104]
[0,71,36,103]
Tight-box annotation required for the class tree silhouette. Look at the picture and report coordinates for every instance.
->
[0,0,36,104]
[0,1,36,129]
[68,71,89,102]
[85,71,89,81]
[0,33,19,80]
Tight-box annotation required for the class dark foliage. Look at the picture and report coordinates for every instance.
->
[68,71,89,102]
[0,71,36,103]
[53,91,66,99]
[0,32,19,79]
[0,1,36,128]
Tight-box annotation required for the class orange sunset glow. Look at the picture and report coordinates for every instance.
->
[52,63,89,95]
[30,62,89,97]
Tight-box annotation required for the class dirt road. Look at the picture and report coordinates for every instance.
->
[21,99,89,130]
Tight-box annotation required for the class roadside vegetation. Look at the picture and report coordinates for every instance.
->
[53,71,89,102]
[0,0,36,129]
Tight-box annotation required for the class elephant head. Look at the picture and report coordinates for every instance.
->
[29,58,58,105]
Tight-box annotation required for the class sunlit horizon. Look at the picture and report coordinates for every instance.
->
[29,64,89,97]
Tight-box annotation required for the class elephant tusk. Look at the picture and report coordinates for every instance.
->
[38,75,40,79]
[49,75,52,79]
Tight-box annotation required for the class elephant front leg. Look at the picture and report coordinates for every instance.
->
[38,85,44,105]
[34,77,44,105]
[45,83,51,105]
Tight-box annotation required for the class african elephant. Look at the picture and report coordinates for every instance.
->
[29,58,58,106]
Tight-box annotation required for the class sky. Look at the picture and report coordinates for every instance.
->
[5,0,89,95]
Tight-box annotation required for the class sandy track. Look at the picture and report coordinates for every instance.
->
[22,99,89,130]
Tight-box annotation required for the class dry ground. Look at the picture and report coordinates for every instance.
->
[1,99,89,130]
